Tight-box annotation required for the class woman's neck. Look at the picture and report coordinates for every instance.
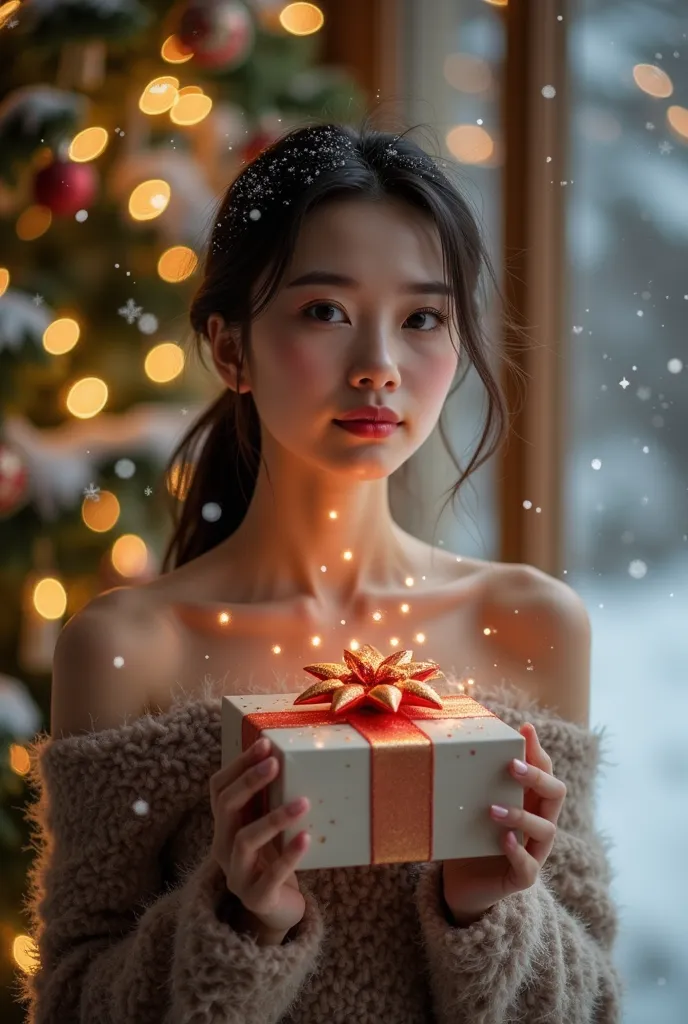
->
[210,469,424,613]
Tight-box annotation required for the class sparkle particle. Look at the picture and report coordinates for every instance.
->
[83,483,101,501]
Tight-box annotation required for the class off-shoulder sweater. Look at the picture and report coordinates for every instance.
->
[16,678,624,1024]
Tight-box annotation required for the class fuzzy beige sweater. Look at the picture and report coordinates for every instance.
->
[17,680,623,1023]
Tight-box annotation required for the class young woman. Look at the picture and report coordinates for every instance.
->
[20,121,622,1023]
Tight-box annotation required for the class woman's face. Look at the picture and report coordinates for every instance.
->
[211,196,460,480]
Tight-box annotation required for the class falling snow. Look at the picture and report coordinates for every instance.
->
[202,502,222,522]
[118,299,143,324]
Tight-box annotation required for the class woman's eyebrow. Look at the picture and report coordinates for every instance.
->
[286,270,450,296]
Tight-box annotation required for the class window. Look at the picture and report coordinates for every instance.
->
[565,4,688,1021]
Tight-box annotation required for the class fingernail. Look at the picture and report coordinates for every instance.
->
[491,804,509,818]
[257,757,274,775]
[512,758,528,774]
[254,738,269,753]
[287,797,307,814]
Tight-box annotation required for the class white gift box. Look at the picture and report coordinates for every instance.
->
[222,692,526,871]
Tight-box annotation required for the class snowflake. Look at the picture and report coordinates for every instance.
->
[83,482,101,501]
[144,486,153,496]
[659,141,673,155]
[118,298,143,324]
[33,294,44,306]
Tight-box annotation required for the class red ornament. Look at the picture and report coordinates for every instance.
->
[177,0,254,70]
[33,159,98,217]
[0,443,30,519]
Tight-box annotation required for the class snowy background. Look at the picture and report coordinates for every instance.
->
[582,558,688,1024]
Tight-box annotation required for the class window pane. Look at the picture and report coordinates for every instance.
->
[565,4,688,1022]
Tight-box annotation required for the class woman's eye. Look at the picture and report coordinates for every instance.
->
[405,308,449,331]
[302,303,346,323]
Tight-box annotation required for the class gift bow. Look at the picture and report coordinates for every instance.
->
[294,643,446,714]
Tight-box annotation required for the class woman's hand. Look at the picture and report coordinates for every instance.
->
[209,737,311,938]
[441,722,567,925]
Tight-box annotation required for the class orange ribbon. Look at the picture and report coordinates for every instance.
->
[241,694,496,864]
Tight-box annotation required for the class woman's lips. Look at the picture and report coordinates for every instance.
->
[333,420,401,438]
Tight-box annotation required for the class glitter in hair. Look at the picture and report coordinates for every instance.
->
[210,125,442,253]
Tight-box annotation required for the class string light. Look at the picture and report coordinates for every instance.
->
[160,35,194,64]
[310,635,321,646]
[170,91,212,126]
[372,611,382,621]
[632,63,673,99]
[414,632,426,644]
[400,603,410,613]
[342,550,352,560]
[9,744,30,775]
[43,317,80,355]
[328,510,338,519]
[166,462,193,501]
[32,578,67,620]
[0,2,22,30]
[111,535,148,577]
[144,342,185,383]
[12,934,38,975]
[82,490,120,532]
[68,126,109,162]
[279,2,324,36]
[272,645,282,654]
[66,377,108,418]
[157,245,198,282]
[218,612,231,625]
[139,77,179,115]
[128,180,171,221]
[405,576,414,587]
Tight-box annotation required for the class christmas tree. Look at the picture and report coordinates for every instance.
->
[0,1,364,1014]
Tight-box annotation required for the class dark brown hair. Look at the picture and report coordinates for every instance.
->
[161,117,527,573]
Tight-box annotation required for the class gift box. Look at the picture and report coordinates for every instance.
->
[221,644,526,870]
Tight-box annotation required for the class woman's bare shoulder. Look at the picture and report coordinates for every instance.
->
[50,585,183,738]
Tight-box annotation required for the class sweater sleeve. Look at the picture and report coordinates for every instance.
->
[412,689,624,1024]
[16,707,325,1024]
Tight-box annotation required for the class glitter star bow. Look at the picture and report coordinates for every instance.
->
[294,644,446,715]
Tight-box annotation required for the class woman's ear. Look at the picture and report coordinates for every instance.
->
[206,313,252,394]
